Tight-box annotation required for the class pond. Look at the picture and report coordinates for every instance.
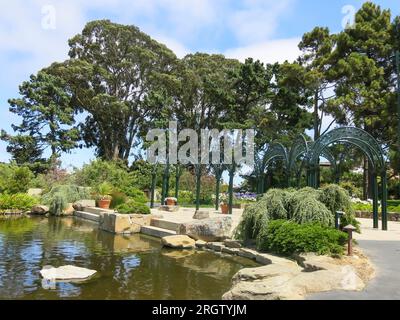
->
[0,217,258,300]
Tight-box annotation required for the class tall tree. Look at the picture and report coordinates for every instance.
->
[1,71,79,162]
[53,20,178,161]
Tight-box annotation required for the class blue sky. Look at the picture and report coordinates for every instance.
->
[1,0,399,174]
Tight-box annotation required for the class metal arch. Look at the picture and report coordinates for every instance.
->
[264,142,289,171]
[310,127,385,170]
[314,137,379,172]
[288,134,309,172]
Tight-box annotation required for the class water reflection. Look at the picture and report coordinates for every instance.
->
[0,217,258,300]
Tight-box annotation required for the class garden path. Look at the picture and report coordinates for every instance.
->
[309,218,400,300]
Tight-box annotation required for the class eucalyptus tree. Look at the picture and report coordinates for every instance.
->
[169,53,241,210]
[52,20,178,161]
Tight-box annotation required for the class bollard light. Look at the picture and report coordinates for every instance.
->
[343,224,357,256]
[335,211,344,230]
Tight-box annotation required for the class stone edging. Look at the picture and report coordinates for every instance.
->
[191,239,374,300]
[354,211,400,221]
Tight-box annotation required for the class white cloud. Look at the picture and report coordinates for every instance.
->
[228,0,294,44]
[225,37,301,64]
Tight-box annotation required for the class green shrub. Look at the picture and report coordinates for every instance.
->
[256,220,347,256]
[339,181,362,199]
[42,185,91,216]
[0,193,38,212]
[110,191,127,209]
[319,184,352,214]
[260,189,289,220]
[116,200,150,215]
[72,159,135,190]
[0,164,34,194]
[289,192,334,227]
[123,187,148,203]
[176,190,193,205]
[234,195,270,241]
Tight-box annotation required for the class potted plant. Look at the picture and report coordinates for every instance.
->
[165,197,177,206]
[219,193,229,214]
[96,182,113,209]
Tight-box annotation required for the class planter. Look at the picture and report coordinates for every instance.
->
[220,204,229,214]
[166,198,177,206]
[98,199,111,209]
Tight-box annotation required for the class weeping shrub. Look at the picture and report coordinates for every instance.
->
[234,196,270,241]
[261,189,290,220]
[319,184,360,232]
[42,185,91,216]
[290,192,334,227]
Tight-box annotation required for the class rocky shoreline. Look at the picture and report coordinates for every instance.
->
[190,239,375,300]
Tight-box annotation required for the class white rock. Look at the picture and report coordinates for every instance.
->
[40,265,96,281]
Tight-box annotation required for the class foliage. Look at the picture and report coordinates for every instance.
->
[51,19,177,160]
[1,71,79,162]
[256,220,347,256]
[175,190,193,205]
[0,164,34,194]
[115,200,150,215]
[72,159,135,190]
[339,181,363,199]
[42,185,91,216]
[234,194,271,241]
[123,187,148,203]
[289,192,334,227]
[260,189,290,220]
[0,193,38,212]
[94,182,113,200]
[110,191,127,209]
[319,184,353,215]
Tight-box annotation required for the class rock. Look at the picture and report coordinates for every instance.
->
[238,248,257,260]
[162,235,196,249]
[222,247,240,255]
[99,213,153,234]
[27,188,43,196]
[179,216,233,242]
[162,250,195,259]
[158,205,179,212]
[223,257,365,300]
[195,240,207,248]
[256,253,297,267]
[193,210,210,220]
[292,253,342,272]
[31,205,49,215]
[62,203,74,216]
[73,200,96,211]
[40,265,96,282]
[206,242,224,252]
[224,239,242,248]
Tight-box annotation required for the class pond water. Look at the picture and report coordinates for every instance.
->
[0,217,258,300]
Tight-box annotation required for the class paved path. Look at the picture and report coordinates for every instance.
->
[309,218,400,300]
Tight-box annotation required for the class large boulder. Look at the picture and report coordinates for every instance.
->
[31,205,49,215]
[161,235,196,249]
[223,258,365,300]
[40,265,96,282]
[178,216,233,242]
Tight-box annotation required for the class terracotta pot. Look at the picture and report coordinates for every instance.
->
[166,198,176,206]
[220,204,229,214]
[98,199,111,209]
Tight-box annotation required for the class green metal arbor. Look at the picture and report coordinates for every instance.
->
[151,126,388,231]
[259,127,388,231]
